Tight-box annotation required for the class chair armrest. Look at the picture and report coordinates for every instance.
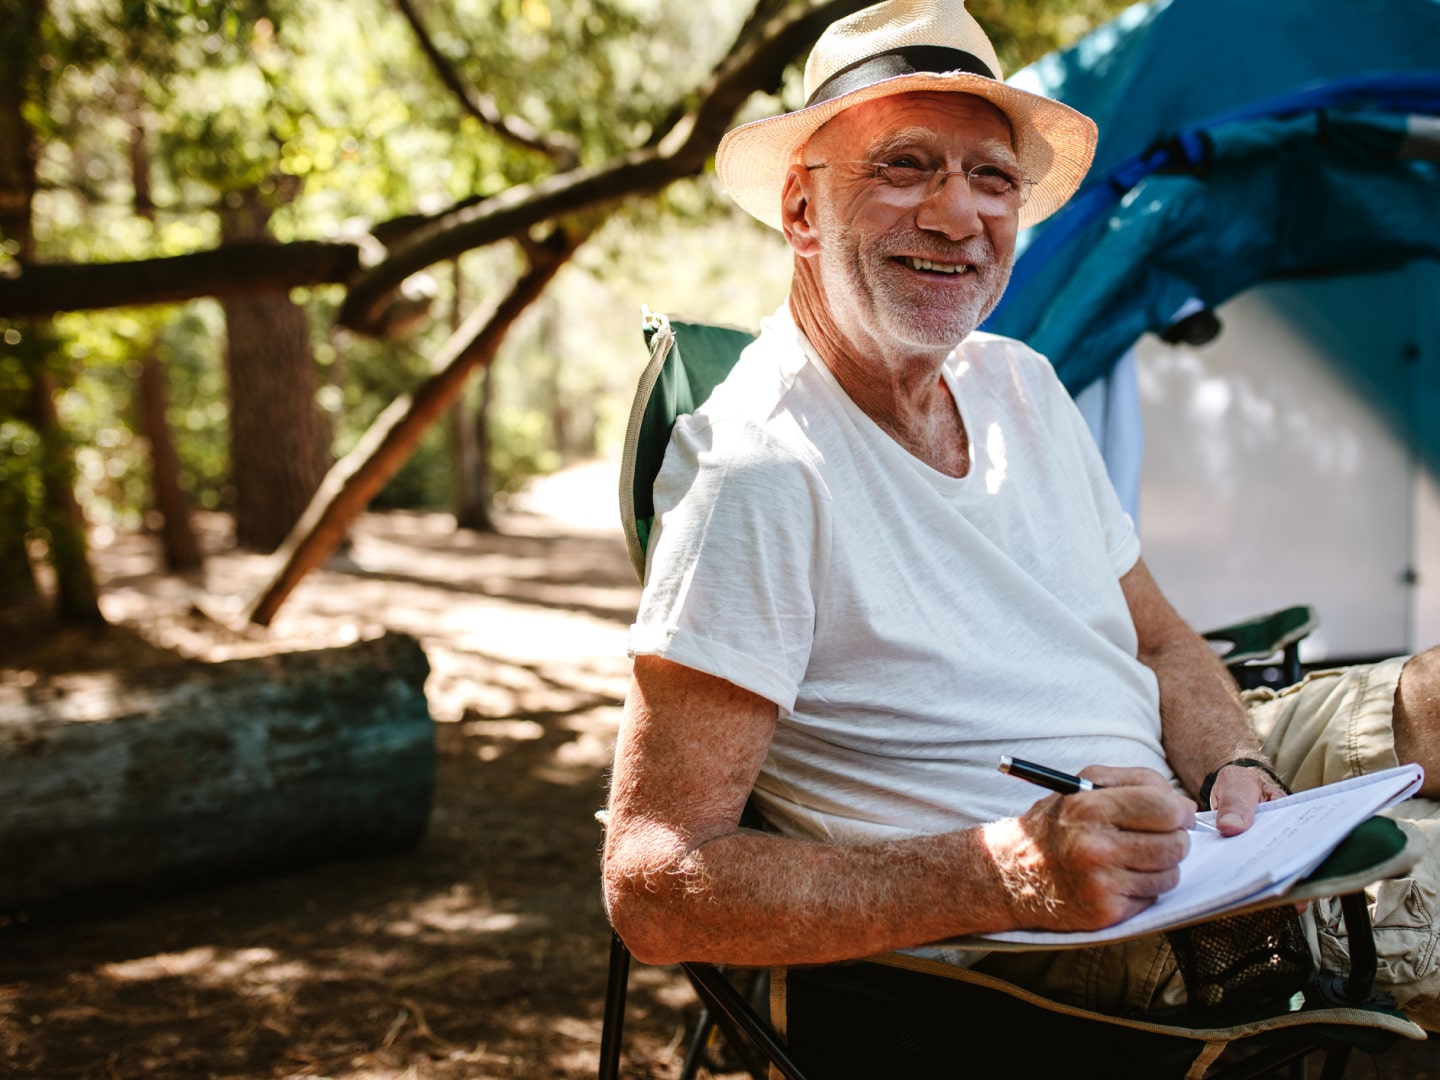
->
[1203,605,1318,666]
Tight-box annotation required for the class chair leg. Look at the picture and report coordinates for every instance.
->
[1283,641,1303,688]
[598,931,631,1080]
[682,969,772,1080]
[679,969,769,1080]
[682,962,811,1080]
[678,1003,717,1080]
[1340,891,1378,1003]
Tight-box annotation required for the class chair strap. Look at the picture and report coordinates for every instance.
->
[619,315,675,581]
[869,951,1423,1044]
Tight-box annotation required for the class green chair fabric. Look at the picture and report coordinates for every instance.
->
[1202,605,1318,667]
[602,310,1427,1080]
[620,311,759,582]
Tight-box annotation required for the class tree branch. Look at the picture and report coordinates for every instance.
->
[392,0,580,169]
[242,225,586,627]
[0,0,869,326]
[338,0,870,335]
[0,241,362,316]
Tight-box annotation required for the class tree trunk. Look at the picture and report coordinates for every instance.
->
[451,383,493,532]
[0,0,44,618]
[0,632,435,912]
[453,367,496,531]
[243,228,582,626]
[27,336,103,624]
[138,350,202,571]
[0,444,38,616]
[448,259,495,531]
[0,0,40,263]
[219,189,331,551]
[2,1,99,626]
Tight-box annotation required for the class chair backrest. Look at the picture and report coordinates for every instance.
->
[619,311,757,582]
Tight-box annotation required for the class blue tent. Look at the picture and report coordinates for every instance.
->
[983,0,1440,474]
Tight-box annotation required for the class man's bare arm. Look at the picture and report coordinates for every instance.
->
[1121,558,1287,833]
[603,654,1196,967]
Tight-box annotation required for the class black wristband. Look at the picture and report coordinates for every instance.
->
[1197,757,1290,810]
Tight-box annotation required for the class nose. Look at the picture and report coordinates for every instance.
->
[915,172,984,241]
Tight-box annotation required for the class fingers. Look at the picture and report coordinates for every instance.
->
[1042,863,1182,930]
[1057,775,1199,835]
[1081,764,1174,792]
[1002,785,1195,932]
[1053,795,1192,875]
[1105,825,1192,872]
[1208,762,1289,836]
[1023,843,1183,930]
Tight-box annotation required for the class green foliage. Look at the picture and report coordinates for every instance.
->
[14,0,1139,545]
[371,419,454,510]
[154,303,231,510]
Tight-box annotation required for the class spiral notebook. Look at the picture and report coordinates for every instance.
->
[980,762,1424,947]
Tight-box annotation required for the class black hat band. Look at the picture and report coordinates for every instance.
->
[805,45,996,108]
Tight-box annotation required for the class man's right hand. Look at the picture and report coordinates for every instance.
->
[981,765,1196,932]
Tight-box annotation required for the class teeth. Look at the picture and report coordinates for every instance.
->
[905,257,969,274]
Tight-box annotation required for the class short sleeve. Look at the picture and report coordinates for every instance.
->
[628,413,830,714]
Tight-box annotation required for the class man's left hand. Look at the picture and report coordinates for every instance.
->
[1207,762,1289,835]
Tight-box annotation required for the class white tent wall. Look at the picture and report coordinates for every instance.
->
[1418,466,1440,651]
[1115,266,1439,663]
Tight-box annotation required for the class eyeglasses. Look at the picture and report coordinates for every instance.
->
[804,159,1034,214]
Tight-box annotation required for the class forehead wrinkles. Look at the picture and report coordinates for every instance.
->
[864,126,1018,168]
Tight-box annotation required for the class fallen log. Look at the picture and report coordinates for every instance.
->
[0,632,435,912]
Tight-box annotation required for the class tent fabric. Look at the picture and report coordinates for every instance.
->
[981,0,1440,454]
[999,102,1440,394]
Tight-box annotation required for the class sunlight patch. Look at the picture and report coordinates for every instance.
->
[985,422,1008,495]
[384,886,539,938]
[100,946,217,981]
[98,946,306,987]
[551,730,614,769]
[462,718,545,740]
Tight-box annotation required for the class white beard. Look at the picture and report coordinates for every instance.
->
[817,210,1013,353]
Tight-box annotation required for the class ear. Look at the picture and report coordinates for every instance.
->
[780,164,821,256]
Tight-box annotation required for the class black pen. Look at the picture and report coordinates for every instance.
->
[997,755,1219,833]
[997,755,1098,793]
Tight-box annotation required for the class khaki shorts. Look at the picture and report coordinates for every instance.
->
[978,657,1440,1031]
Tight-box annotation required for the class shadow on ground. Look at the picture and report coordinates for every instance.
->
[2,465,1435,1078]
[0,486,710,1079]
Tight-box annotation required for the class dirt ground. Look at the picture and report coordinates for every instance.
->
[0,463,708,1079]
[3,461,1439,1079]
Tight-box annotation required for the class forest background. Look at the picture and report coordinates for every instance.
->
[0,0,1134,630]
[17,3,1368,1078]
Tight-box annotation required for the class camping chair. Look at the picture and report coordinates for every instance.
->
[1202,605,1316,691]
[600,311,1427,1080]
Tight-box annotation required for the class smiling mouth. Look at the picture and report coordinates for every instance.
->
[901,256,973,275]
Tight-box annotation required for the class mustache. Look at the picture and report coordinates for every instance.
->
[895,244,992,265]
[874,227,1001,270]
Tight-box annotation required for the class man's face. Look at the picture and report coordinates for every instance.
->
[794,92,1021,357]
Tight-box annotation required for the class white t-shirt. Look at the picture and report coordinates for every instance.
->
[630,307,1169,843]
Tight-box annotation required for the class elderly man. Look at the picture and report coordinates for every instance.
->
[603,0,1440,1067]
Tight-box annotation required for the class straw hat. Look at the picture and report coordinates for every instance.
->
[715,0,1097,230]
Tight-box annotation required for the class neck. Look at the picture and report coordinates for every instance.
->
[789,259,970,478]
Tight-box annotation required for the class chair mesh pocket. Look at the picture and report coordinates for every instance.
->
[1164,906,1315,1012]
